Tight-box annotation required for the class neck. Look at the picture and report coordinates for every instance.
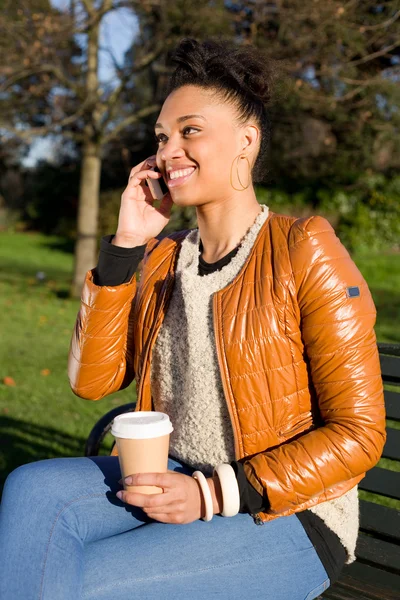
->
[195,189,262,263]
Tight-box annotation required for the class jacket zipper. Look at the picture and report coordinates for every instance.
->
[137,270,175,410]
[213,293,265,527]
[212,293,241,461]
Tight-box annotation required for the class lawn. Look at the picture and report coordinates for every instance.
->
[0,232,133,494]
[0,231,399,502]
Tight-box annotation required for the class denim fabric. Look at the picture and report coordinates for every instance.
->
[0,455,329,599]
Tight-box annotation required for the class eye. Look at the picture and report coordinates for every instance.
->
[154,133,166,144]
[154,127,199,144]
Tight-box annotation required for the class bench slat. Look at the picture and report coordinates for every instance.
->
[347,561,400,594]
[321,563,400,599]
[382,427,400,461]
[385,390,400,421]
[359,467,400,500]
[379,354,400,384]
[355,532,400,571]
[359,500,400,540]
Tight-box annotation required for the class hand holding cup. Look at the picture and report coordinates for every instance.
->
[116,470,206,524]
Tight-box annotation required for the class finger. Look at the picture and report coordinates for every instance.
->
[116,489,173,509]
[128,169,161,187]
[134,156,156,173]
[127,472,173,489]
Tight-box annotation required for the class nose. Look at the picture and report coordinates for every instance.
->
[158,135,186,166]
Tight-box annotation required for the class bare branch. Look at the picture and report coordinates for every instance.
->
[347,39,400,67]
[0,124,84,143]
[97,41,165,129]
[101,104,160,144]
[339,76,390,87]
[0,64,82,97]
[0,96,94,139]
[79,0,119,32]
[350,9,400,32]
[80,0,95,17]
[295,83,365,105]
[132,43,166,73]
[98,43,123,73]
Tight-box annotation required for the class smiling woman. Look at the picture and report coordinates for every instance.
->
[0,38,386,600]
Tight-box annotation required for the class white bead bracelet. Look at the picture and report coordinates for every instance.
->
[192,471,214,522]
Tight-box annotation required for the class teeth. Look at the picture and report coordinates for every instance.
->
[170,167,195,180]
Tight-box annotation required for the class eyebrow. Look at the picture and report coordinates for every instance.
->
[154,114,206,130]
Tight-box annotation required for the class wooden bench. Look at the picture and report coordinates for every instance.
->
[85,342,400,599]
[319,342,400,599]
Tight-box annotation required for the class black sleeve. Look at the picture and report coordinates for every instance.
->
[230,460,270,514]
[93,235,147,286]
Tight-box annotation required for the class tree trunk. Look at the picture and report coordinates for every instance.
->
[70,141,101,298]
[70,0,102,298]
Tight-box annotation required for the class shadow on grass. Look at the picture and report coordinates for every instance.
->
[41,237,76,255]
[0,263,71,285]
[0,415,113,498]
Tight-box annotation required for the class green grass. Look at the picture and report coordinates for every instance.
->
[352,248,400,344]
[0,232,134,495]
[0,232,399,511]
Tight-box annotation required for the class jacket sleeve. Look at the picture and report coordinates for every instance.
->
[243,215,386,514]
[68,238,152,401]
[93,235,146,286]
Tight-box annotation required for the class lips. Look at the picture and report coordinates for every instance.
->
[167,166,197,188]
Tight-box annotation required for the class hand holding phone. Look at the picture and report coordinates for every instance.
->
[112,157,173,248]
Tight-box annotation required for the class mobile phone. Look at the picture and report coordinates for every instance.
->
[145,165,169,201]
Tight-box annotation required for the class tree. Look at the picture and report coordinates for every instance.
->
[0,0,232,296]
[227,0,400,187]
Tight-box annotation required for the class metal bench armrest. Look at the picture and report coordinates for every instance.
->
[84,402,137,457]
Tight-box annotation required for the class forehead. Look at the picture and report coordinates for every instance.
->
[156,85,237,127]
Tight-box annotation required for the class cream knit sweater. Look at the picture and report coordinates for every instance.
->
[151,204,358,564]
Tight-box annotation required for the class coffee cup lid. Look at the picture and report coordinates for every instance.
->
[111,411,173,439]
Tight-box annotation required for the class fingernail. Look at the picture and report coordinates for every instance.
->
[125,476,133,485]
[116,491,123,500]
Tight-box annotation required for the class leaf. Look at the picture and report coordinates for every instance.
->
[40,369,51,376]
[3,377,16,386]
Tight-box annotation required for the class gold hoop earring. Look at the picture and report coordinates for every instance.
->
[230,154,251,191]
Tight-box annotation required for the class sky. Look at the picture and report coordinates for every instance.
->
[23,0,139,167]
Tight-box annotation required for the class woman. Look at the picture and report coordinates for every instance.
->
[0,38,386,600]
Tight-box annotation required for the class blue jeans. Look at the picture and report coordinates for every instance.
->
[0,455,330,600]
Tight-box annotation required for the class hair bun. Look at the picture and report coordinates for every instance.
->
[168,38,275,107]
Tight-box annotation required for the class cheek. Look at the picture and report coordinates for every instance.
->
[197,143,232,182]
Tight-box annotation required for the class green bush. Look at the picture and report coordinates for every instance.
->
[317,174,400,253]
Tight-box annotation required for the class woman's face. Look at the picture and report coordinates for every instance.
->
[155,85,259,207]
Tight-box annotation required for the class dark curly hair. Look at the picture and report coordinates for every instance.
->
[164,38,277,183]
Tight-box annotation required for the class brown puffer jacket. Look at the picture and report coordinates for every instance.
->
[68,210,386,523]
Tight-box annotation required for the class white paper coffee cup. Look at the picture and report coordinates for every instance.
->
[111,412,173,495]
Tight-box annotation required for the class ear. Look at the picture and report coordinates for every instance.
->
[241,124,260,155]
